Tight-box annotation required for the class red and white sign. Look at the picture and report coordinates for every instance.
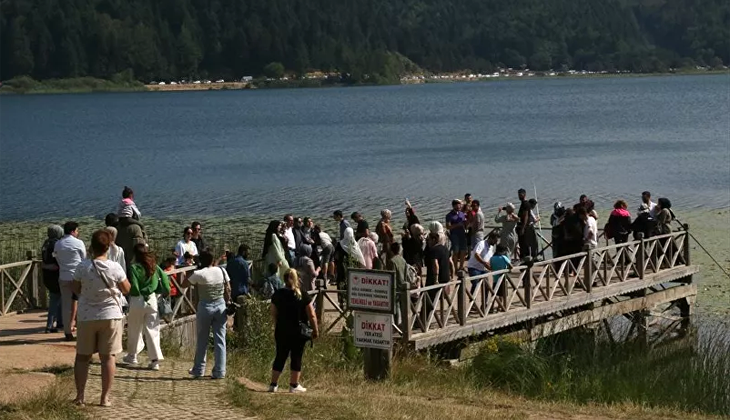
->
[347,269,394,313]
[354,312,393,350]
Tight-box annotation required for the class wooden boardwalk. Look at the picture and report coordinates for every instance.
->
[0,230,699,353]
[399,230,698,349]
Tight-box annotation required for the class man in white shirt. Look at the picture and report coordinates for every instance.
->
[54,221,87,341]
[641,191,657,218]
[283,214,296,265]
[467,233,500,275]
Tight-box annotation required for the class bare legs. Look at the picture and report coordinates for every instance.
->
[74,354,116,406]
[70,300,78,332]
[74,354,90,404]
[99,354,116,406]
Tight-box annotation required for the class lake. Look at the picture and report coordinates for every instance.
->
[1,74,728,222]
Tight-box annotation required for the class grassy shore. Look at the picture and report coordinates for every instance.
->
[222,299,730,419]
[0,368,85,420]
[0,75,146,95]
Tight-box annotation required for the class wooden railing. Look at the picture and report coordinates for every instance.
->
[0,258,40,315]
[401,230,690,338]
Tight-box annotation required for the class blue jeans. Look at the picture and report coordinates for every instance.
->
[46,292,61,330]
[468,268,487,295]
[192,299,227,378]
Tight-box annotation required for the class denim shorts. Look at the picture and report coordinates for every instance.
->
[450,232,468,253]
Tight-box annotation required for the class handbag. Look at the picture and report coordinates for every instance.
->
[155,267,173,318]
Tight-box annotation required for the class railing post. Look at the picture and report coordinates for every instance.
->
[523,257,533,308]
[1,269,5,315]
[682,225,691,267]
[315,279,325,329]
[584,248,593,293]
[27,250,43,309]
[457,270,467,325]
[636,233,645,279]
[399,282,411,344]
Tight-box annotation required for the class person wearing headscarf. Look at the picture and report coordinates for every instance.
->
[549,202,566,258]
[655,198,674,235]
[334,227,365,290]
[263,220,290,279]
[494,203,519,256]
[403,223,425,274]
[41,225,64,333]
[358,232,380,269]
[376,209,394,257]
[427,221,448,246]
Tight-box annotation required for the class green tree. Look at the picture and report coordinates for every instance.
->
[9,17,34,76]
[263,61,285,78]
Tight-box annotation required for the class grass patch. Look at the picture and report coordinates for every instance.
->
[469,324,730,416]
[223,299,727,420]
[0,371,87,420]
[1,73,146,94]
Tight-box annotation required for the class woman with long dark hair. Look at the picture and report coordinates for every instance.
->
[122,245,170,370]
[263,220,290,279]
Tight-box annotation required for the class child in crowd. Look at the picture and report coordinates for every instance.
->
[182,252,195,267]
[117,186,141,219]
[260,263,284,299]
[489,244,512,282]
[161,257,179,302]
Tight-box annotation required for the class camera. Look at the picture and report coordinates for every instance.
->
[225,301,241,316]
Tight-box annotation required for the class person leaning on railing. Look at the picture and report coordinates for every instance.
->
[181,250,231,379]
[41,225,64,333]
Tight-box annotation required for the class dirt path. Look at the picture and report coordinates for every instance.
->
[0,311,254,419]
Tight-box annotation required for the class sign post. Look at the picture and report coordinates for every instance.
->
[348,268,395,380]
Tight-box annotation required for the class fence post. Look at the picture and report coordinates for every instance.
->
[399,282,411,344]
[25,250,46,309]
[682,225,691,267]
[457,270,467,325]
[315,279,325,329]
[636,233,645,279]
[584,248,593,293]
[523,257,533,308]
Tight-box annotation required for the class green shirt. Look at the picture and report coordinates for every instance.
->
[386,255,408,289]
[129,264,170,298]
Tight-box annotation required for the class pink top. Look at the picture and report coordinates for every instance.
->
[358,238,378,269]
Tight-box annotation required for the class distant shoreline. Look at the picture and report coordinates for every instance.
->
[1,69,726,95]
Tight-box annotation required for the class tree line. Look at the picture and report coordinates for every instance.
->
[1,0,728,83]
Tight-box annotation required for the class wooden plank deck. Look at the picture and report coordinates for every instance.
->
[410,265,698,349]
[403,231,697,349]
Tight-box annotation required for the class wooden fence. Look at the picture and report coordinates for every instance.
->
[400,230,690,339]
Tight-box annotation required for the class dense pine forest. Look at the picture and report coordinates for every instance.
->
[1,0,728,83]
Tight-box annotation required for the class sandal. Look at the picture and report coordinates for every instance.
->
[72,399,85,407]
[100,400,111,407]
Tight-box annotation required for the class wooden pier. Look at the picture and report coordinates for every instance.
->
[399,230,697,349]
[1,229,698,353]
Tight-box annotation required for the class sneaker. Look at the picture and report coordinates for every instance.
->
[188,368,201,379]
[148,361,160,371]
[122,354,138,365]
[64,334,76,342]
[289,384,307,393]
[268,384,278,393]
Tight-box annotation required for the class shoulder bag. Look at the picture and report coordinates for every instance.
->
[154,266,173,318]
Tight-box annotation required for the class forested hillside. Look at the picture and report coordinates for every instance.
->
[1,0,728,82]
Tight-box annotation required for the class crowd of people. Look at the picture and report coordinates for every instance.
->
[38,185,678,405]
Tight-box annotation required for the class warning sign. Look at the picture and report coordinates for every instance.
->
[354,312,393,350]
[347,269,394,313]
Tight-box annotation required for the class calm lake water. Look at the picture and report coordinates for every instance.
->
[1,75,728,221]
